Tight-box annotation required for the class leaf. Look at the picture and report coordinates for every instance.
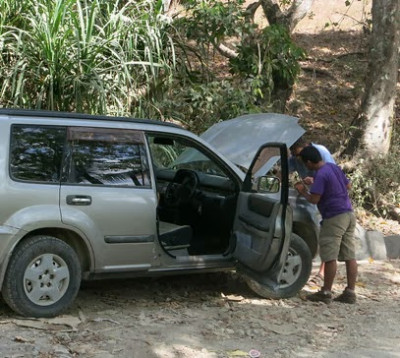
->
[222,293,244,301]
[227,350,248,357]
[14,336,34,343]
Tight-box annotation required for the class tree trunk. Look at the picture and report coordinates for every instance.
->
[286,0,315,32]
[342,0,400,159]
[259,0,315,32]
[254,0,315,111]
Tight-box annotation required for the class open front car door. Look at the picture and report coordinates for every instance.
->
[233,143,312,299]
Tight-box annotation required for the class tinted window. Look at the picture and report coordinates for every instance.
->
[64,127,150,187]
[10,125,66,183]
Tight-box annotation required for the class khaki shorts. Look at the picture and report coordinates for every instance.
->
[319,211,356,262]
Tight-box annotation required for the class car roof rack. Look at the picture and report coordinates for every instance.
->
[0,108,182,129]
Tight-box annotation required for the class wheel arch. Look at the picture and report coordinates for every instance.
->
[245,233,312,299]
[0,228,93,289]
[292,220,319,258]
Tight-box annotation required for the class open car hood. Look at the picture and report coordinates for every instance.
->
[200,113,305,174]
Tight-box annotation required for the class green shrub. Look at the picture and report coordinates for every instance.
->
[230,24,305,101]
[348,164,375,210]
[0,0,175,114]
[1,0,306,134]
[137,79,261,134]
[174,0,305,108]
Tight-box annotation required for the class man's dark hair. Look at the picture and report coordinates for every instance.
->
[299,145,322,163]
[290,137,309,151]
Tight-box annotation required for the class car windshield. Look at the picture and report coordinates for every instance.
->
[147,136,228,177]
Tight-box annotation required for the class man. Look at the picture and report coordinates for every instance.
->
[289,138,335,184]
[294,145,358,304]
[289,138,335,285]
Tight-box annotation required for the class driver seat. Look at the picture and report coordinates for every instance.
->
[158,221,192,251]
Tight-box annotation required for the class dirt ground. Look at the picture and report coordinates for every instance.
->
[1,260,400,358]
[2,1,400,358]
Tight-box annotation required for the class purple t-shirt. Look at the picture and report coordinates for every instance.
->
[310,162,353,219]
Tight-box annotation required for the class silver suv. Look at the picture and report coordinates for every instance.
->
[0,109,318,317]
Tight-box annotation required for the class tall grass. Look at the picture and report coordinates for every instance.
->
[0,0,176,115]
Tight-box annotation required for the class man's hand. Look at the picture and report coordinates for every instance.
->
[294,182,307,194]
[303,176,314,185]
[295,181,321,204]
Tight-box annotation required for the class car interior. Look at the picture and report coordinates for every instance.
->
[147,134,240,257]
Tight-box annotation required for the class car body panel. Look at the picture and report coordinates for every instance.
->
[233,143,291,278]
[60,185,159,271]
[289,190,320,257]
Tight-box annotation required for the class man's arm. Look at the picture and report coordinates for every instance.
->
[294,182,321,204]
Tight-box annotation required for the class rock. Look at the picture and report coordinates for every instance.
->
[322,310,331,317]
[225,328,235,335]
[366,231,387,260]
[355,223,369,260]
[54,332,72,343]
[53,345,72,358]
[384,235,400,259]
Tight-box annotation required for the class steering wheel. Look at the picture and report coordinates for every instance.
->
[164,169,199,206]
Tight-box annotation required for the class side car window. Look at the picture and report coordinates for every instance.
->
[64,127,150,187]
[251,146,282,192]
[10,125,66,183]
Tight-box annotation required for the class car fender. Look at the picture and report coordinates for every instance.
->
[289,190,320,257]
[0,205,95,287]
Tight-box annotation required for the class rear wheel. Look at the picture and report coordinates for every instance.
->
[246,233,312,299]
[2,235,81,317]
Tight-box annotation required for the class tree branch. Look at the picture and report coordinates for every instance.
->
[245,1,261,23]
[259,0,315,32]
[259,0,286,27]
[286,0,315,32]
[216,43,238,59]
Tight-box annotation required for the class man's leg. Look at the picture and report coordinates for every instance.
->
[334,259,358,304]
[345,259,357,291]
[306,259,335,303]
[333,213,358,303]
[322,259,336,292]
[318,262,325,277]
[306,215,341,303]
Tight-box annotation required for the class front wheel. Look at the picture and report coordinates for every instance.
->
[2,235,81,317]
[246,233,312,299]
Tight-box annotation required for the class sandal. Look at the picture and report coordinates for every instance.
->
[307,273,324,286]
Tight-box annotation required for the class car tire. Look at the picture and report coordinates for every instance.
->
[1,235,81,318]
[246,233,312,299]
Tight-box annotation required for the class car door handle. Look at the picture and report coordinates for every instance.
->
[66,195,92,206]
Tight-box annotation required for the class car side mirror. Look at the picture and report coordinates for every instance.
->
[257,176,280,193]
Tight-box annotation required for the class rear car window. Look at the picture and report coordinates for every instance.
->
[10,125,66,183]
[63,127,151,187]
